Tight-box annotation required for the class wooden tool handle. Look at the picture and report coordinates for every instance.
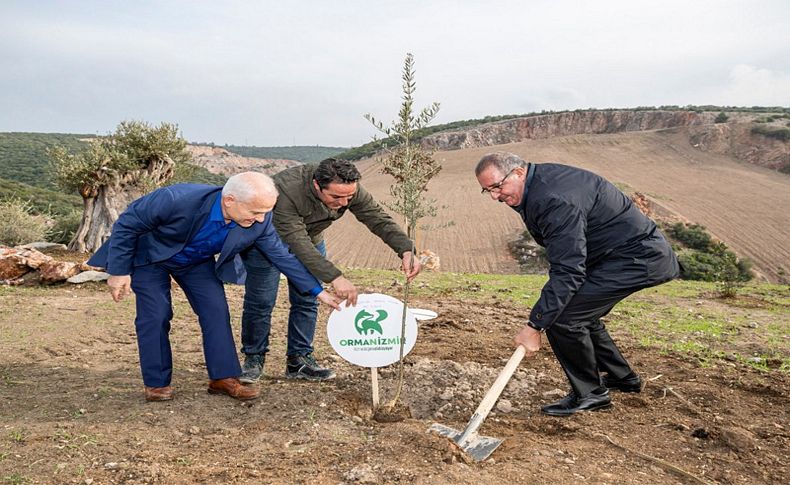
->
[458,346,526,443]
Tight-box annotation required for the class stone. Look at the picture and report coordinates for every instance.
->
[18,242,68,251]
[39,260,80,283]
[68,270,111,284]
[343,464,379,484]
[542,388,567,399]
[496,399,514,413]
[0,248,31,280]
[419,250,440,271]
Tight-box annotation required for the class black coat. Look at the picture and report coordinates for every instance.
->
[513,163,679,329]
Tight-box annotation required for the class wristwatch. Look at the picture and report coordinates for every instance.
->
[527,321,545,333]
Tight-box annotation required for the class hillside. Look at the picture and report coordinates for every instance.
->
[0,132,91,189]
[0,133,342,213]
[325,127,790,282]
[186,145,300,177]
[339,106,790,166]
[220,144,346,163]
[418,110,790,173]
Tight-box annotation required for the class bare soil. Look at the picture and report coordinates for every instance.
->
[326,129,790,282]
[1,282,787,484]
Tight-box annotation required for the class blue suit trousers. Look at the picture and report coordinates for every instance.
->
[130,258,242,387]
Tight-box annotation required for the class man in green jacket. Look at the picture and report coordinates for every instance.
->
[239,158,422,382]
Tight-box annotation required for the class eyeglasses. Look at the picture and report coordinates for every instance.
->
[480,169,515,194]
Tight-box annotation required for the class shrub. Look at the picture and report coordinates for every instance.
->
[665,223,752,288]
[666,222,712,251]
[677,250,719,281]
[50,210,82,244]
[676,245,752,287]
[0,198,51,246]
[714,112,729,123]
[711,242,749,297]
[751,124,790,141]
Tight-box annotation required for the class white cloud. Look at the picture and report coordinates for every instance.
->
[719,65,790,106]
[1,0,789,146]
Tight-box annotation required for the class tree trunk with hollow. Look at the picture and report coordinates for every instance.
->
[68,155,175,253]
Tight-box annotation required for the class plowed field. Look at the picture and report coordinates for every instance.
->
[326,129,790,281]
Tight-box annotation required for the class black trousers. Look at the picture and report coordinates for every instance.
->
[543,232,680,397]
[545,289,636,398]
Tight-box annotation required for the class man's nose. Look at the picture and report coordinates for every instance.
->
[338,198,350,207]
[490,191,501,201]
[255,213,266,222]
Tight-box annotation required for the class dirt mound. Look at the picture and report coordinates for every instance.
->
[334,358,539,421]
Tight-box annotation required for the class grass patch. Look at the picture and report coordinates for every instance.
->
[343,268,789,372]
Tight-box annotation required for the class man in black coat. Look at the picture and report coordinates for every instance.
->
[475,152,679,416]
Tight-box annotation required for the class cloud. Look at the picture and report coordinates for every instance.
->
[719,65,790,106]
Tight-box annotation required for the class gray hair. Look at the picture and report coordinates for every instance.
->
[475,152,528,176]
[222,172,278,201]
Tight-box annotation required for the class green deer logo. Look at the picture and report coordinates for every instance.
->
[354,309,387,335]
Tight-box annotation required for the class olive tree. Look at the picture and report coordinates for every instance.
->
[50,120,191,252]
[365,53,441,410]
[365,52,441,241]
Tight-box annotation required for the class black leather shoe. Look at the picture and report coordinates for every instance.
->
[541,389,612,416]
[286,353,336,381]
[603,373,642,393]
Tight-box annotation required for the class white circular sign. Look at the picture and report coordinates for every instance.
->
[327,293,418,368]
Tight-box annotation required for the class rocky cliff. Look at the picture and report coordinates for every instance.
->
[186,145,300,176]
[420,110,789,172]
[688,123,789,171]
[420,110,715,150]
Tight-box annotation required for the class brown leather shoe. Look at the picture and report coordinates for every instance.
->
[207,377,259,401]
[144,386,174,402]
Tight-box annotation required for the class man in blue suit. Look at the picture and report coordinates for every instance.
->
[89,172,340,402]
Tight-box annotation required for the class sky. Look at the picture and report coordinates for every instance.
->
[1,0,789,147]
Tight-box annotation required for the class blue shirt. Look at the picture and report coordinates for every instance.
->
[169,194,236,266]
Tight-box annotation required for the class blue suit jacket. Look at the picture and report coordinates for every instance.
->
[88,184,321,293]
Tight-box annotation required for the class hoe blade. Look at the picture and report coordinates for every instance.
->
[429,423,504,462]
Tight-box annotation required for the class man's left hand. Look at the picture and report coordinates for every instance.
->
[401,251,422,282]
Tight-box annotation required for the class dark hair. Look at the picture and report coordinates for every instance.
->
[313,158,361,189]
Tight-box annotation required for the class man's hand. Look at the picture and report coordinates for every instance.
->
[514,324,542,355]
[401,251,422,282]
[330,276,358,306]
[107,275,132,302]
[316,290,341,311]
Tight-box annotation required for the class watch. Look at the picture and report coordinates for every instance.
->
[527,321,545,333]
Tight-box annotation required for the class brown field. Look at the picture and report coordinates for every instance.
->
[1,277,788,484]
[326,128,790,281]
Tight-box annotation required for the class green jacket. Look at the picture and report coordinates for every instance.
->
[272,164,413,282]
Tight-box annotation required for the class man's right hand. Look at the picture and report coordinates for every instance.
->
[317,290,341,311]
[330,276,358,306]
[514,324,542,355]
[107,275,132,302]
